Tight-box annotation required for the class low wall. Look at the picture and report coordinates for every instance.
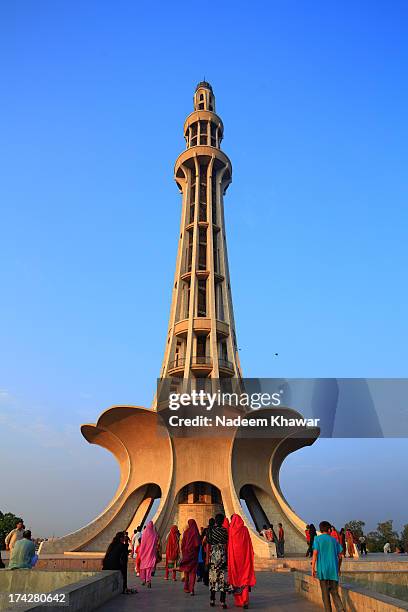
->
[294,571,408,611]
[35,558,104,572]
[0,570,121,612]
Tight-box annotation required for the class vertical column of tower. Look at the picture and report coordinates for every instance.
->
[156,82,241,408]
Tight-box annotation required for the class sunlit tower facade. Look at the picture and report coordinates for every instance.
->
[158,82,242,387]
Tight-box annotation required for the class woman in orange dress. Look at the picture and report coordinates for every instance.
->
[346,529,355,557]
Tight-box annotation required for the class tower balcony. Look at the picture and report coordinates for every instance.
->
[185,221,209,232]
[175,146,232,191]
[191,355,213,376]
[180,269,212,281]
[183,110,224,135]
[218,358,235,377]
[173,318,230,338]
[167,357,186,376]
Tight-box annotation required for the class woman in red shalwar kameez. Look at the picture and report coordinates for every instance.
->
[228,514,256,608]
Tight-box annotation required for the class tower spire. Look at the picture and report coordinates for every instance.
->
[156,83,241,403]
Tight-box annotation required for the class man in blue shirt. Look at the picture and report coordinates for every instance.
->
[312,521,345,611]
[8,530,36,569]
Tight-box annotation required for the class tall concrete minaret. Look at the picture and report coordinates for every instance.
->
[157,82,242,393]
[42,82,320,557]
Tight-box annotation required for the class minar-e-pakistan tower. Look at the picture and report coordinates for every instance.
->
[158,82,240,383]
[42,83,318,558]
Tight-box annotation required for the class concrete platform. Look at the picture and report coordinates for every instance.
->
[98,568,320,611]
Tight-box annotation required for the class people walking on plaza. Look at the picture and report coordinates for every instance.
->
[123,531,130,547]
[228,514,256,609]
[103,532,135,594]
[131,526,141,556]
[153,534,162,576]
[267,523,278,556]
[345,529,354,558]
[5,520,25,551]
[134,538,141,576]
[305,525,311,556]
[179,518,201,595]
[139,520,159,588]
[197,530,205,583]
[307,524,317,558]
[207,513,229,609]
[131,526,142,575]
[330,526,340,544]
[359,534,367,555]
[202,518,215,587]
[339,529,346,556]
[312,520,345,612]
[165,525,180,581]
[277,523,285,558]
[8,530,36,570]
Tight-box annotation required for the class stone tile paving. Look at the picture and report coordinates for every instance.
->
[97,568,321,611]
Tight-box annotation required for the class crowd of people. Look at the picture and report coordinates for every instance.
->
[305,523,365,558]
[3,514,406,611]
[102,513,256,608]
[259,522,285,557]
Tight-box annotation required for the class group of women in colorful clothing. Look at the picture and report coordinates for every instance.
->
[167,513,256,608]
[305,523,356,557]
[103,514,256,607]
[330,526,356,557]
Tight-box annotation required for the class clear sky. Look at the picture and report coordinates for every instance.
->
[1,0,407,537]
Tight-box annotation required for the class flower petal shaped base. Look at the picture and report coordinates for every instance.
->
[41,404,318,557]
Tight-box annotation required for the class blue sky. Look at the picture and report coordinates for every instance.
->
[1,0,407,537]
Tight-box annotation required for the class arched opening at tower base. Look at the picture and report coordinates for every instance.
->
[81,484,162,552]
[175,482,223,530]
[239,484,270,532]
[126,483,161,535]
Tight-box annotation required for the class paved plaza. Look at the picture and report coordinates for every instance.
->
[98,568,320,611]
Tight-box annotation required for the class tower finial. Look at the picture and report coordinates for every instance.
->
[194,81,215,112]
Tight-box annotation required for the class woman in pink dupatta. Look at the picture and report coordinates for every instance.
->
[179,518,201,595]
[138,521,158,588]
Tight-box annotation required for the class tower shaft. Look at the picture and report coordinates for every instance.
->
[159,83,241,391]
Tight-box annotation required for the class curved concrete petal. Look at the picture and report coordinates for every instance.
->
[42,406,173,553]
[231,407,319,555]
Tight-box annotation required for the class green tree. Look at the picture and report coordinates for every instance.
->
[366,520,399,552]
[400,524,408,551]
[344,520,365,538]
[0,511,23,549]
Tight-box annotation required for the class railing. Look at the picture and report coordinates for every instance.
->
[169,357,233,371]
[168,357,186,370]
[218,358,234,371]
[191,356,213,367]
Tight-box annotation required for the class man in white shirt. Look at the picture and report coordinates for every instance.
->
[384,542,391,554]
[5,520,25,551]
